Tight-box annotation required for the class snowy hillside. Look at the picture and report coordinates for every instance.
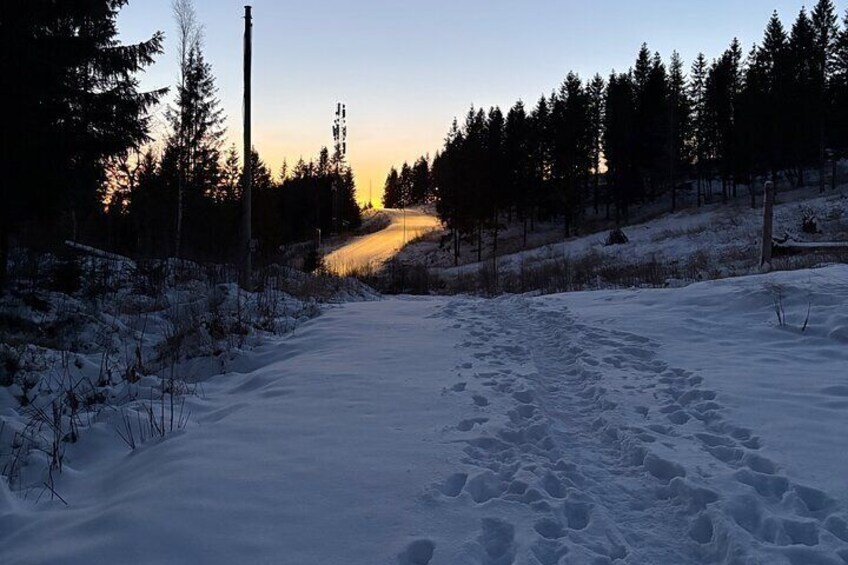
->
[2,265,847,564]
[392,186,848,295]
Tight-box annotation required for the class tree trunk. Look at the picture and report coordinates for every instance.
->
[761,180,775,269]
[176,170,183,258]
[477,223,482,263]
[522,217,527,248]
[453,228,459,267]
[593,172,600,215]
[0,212,8,291]
[819,130,826,194]
[749,176,757,209]
[832,157,838,191]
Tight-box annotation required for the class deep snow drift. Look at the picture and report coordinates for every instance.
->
[2,265,848,564]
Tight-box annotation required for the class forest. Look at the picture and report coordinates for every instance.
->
[385,1,848,264]
[0,0,360,288]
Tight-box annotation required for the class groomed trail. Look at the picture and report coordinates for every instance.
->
[2,267,848,564]
[323,207,441,275]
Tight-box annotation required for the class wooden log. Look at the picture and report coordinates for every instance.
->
[772,239,848,257]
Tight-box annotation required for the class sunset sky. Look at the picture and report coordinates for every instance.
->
[118,0,814,206]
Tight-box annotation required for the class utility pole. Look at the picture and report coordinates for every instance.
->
[240,5,253,289]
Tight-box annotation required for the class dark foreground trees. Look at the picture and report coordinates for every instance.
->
[1,1,362,288]
[1,0,165,286]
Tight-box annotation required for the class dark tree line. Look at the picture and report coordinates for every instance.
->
[382,157,433,208]
[111,142,360,264]
[1,0,361,288]
[393,1,848,264]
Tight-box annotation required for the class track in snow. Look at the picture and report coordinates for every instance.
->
[323,207,440,275]
[3,277,848,564]
[429,295,848,564]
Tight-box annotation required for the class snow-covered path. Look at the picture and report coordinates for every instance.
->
[324,207,441,275]
[3,267,848,564]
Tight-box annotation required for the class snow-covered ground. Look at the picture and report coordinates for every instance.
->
[324,207,441,275]
[3,265,847,564]
[395,187,848,293]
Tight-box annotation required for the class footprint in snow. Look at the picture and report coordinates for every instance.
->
[397,539,435,565]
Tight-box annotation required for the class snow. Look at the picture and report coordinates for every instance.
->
[324,207,442,275]
[397,187,848,289]
[3,265,848,563]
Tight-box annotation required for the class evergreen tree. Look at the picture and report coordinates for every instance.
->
[761,11,792,182]
[789,8,818,185]
[505,101,530,244]
[528,96,552,227]
[486,106,507,251]
[382,168,402,208]
[811,0,840,191]
[690,53,709,205]
[587,74,606,215]
[399,162,413,208]
[634,49,670,202]
[704,41,742,201]
[1,0,164,286]
[165,0,225,257]
[410,157,431,204]
[668,51,691,211]
[218,144,242,203]
[551,73,592,235]
[833,10,848,173]
[604,72,638,223]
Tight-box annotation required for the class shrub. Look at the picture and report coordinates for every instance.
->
[605,228,629,246]
[48,258,82,295]
[800,208,820,234]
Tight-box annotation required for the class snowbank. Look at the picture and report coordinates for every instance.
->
[2,265,847,563]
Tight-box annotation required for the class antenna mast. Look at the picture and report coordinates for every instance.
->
[332,103,347,232]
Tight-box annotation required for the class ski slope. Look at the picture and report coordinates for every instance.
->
[324,207,441,275]
[2,266,848,564]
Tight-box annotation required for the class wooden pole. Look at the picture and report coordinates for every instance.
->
[761,180,774,269]
[240,5,253,289]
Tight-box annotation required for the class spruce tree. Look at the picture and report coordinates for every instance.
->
[529,96,552,228]
[689,53,709,205]
[587,75,606,215]
[1,0,164,285]
[812,0,839,191]
[789,8,818,185]
[505,101,530,243]
[834,10,848,176]
[486,106,507,252]
[382,168,401,208]
[668,51,691,211]
[165,0,225,257]
[604,72,638,223]
[761,11,791,182]
[410,157,431,205]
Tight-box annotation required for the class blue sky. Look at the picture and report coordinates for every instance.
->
[118,0,826,204]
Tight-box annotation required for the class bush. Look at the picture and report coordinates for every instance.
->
[303,248,324,273]
[0,344,21,387]
[801,209,820,234]
[605,228,629,246]
[48,258,82,294]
